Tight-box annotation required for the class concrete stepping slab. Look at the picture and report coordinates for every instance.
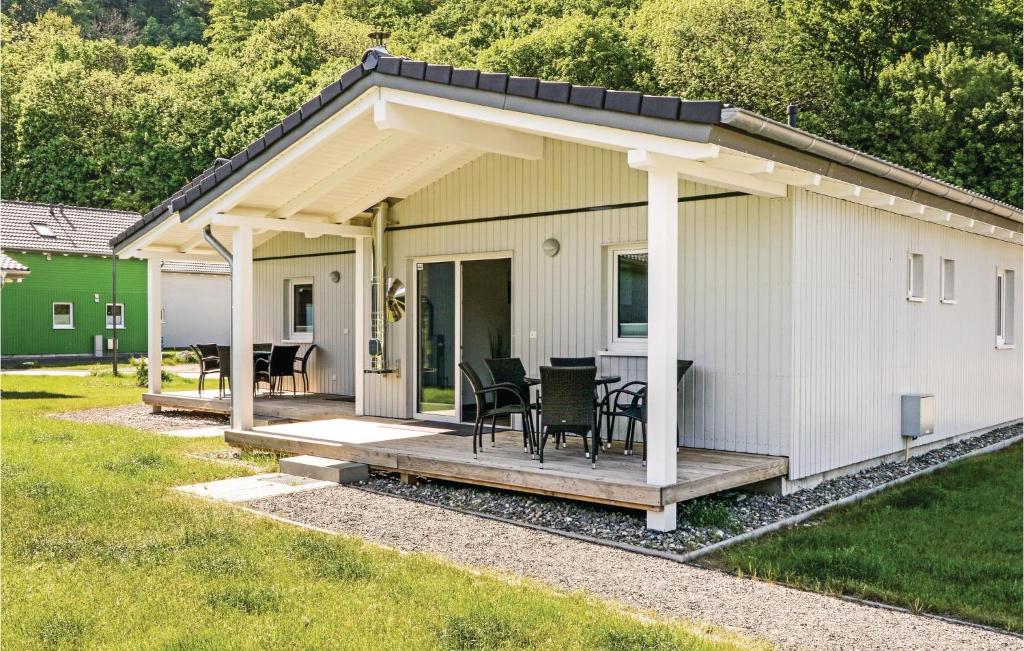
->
[176,473,334,503]
[279,455,369,483]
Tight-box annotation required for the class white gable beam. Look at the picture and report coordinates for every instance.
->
[379,87,721,162]
[628,149,787,198]
[213,213,371,238]
[762,168,822,187]
[374,100,543,160]
[706,154,775,175]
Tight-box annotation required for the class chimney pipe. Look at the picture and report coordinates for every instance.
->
[787,103,799,128]
[367,201,393,373]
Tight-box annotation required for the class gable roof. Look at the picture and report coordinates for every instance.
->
[2,200,140,256]
[112,47,1022,250]
[0,252,29,272]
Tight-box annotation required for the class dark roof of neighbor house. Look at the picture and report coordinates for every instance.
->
[111,47,1023,250]
[161,260,230,275]
[0,252,29,272]
[2,200,141,256]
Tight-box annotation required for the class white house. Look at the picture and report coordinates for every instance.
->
[111,46,1022,531]
[159,260,230,348]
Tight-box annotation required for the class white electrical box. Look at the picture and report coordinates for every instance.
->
[901,394,934,439]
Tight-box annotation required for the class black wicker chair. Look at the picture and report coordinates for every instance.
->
[458,362,534,459]
[294,345,317,393]
[538,365,599,468]
[216,345,231,397]
[484,357,542,448]
[255,345,300,395]
[550,357,596,367]
[191,343,219,396]
[254,342,273,353]
[551,357,602,445]
[602,360,695,459]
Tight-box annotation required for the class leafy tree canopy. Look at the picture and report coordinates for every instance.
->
[1,0,1020,210]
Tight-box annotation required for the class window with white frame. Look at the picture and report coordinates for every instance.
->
[288,278,314,342]
[940,258,956,303]
[608,247,648,346]
[907,252,925,301]
[106,303,125,329]
[52,302,74,329]
[996,268,1015,347]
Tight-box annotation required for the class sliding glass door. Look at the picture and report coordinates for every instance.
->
[415,261,456,418]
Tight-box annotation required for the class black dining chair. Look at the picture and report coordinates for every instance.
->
[603,360,695,458]
[552,357,603,445]
[255,345,300,395]
[484,357,542,445]
[191,343,219,396]
[254,342,273,353]
[216,345,231,397]
[550,357,596,367]
[537,365,599,469]
[294,345,317,393]
[458,362,534,459]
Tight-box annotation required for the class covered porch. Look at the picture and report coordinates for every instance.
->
[118,74,801,530]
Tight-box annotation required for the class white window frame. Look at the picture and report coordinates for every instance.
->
[606,245,649,353]
[105,303,126,329]
[939,258,956,304]
[907,252,925,302]
[286,277,314,343]
[52,302,74,329]
[996,267,1015,349]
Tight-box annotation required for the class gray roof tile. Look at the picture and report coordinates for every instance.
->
[0,252,29,272]
[2,200,139,256]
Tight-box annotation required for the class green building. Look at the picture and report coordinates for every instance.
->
[1,200,147,358]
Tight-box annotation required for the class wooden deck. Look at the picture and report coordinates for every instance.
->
[224,417,788,511]
[144,390,356,422]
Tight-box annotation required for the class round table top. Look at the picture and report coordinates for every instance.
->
[524,374,620,386]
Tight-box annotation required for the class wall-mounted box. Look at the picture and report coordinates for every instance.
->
[901,394,935,439]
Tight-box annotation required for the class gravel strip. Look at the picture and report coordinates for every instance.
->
[357,423,1022,554]
[52,404,227,432]
[246,485,1016,650]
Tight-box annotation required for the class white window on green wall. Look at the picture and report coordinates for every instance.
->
[106,303,125,329]
[287,277,313,342]
[996,268,1015,348]
[52,302,74,329]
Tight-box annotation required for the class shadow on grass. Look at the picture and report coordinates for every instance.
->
[1,391,83,400]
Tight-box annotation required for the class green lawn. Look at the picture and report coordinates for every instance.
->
[0,374,757,650]
[704,442,1023,632]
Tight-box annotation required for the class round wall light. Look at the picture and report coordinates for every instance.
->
[542,238,560,257]
[329,270,341,283]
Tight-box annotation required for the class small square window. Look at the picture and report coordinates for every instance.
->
[940,258,956,303]
[52,302,74,329]
[607,247,648,350]
[907,253,925,302]
[106,303,125,329]
[31,222,56,238]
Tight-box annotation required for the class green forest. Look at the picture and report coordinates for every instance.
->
[2,0,1021,213]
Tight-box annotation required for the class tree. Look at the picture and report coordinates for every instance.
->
[205,0,290,52]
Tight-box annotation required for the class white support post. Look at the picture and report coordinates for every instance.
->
[231,226,254,430]
[644,165,680,532]
[353,237,368,416]
[146,256,163,409]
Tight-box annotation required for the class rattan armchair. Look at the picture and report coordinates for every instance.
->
[458,362,535,459]
[537,365,599,468]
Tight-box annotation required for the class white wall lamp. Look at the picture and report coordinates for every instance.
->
[543,238,560,257]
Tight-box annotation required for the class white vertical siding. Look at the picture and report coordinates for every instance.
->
[253,232,355,395]
[789,189,1023,478]
[160,272,230,347]
[363,140,794,457]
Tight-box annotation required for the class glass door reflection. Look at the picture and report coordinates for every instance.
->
[416,261,456,417]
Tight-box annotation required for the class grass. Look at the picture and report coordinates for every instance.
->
[704,442,1023,632]
[0,374,760,650]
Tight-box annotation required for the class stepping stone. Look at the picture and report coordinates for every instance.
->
[279,455,369,484]
[176,473,334,502]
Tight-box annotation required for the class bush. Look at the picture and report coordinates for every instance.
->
[129,357,175,387]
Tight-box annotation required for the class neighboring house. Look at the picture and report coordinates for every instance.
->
[111,46,1022,531]
[1,201,146,357]
[160,260,230,348]
[0,200,229,359]
[0,252,30,284]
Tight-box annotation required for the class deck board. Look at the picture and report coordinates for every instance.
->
[150,391,788,510]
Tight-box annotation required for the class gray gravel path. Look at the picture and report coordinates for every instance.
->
[247,486,1017,651]
[52,403,226,432]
